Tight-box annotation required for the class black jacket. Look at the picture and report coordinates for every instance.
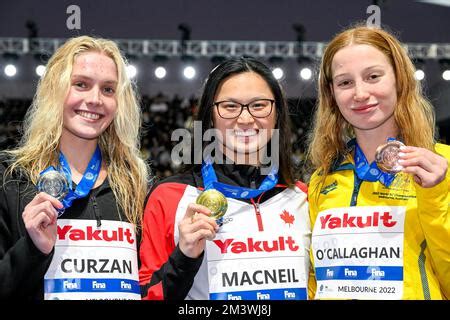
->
[0,158,126,300]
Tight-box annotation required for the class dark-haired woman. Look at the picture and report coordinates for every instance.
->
[139,57,312,300]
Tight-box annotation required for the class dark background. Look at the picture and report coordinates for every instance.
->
[0,0,449,177]
[1,0,449,42]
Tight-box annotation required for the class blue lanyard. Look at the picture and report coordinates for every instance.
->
[354,140,396,187]
[41,146,102,210]
[201,161,278,199]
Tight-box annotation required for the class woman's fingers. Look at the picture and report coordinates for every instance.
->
[178,202,219,258]
[26,192,63,210]
[21,193,59,255]
[398,146,448,188]
[23,200,58,225]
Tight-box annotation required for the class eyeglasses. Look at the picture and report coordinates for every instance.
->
[214,99,274,119]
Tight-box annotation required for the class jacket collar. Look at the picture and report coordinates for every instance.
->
[330,139,356,173]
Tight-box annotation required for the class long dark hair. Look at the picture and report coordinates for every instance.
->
[194,56,295,186]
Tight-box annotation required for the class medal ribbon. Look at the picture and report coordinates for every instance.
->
[354,138,397,187]
[40,145,102,210]
[201,160,278,199]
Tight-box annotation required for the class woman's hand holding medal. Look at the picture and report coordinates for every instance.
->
[396,146,448,188]
[178,203,219,259]
[21,170,67,255]
[22,192,64,255]
[376,141,448,188]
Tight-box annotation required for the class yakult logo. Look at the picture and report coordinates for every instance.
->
[57,225,135,244]
[213,236,299,254]
[320,212,397,230]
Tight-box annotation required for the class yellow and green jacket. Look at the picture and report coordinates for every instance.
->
[309,143,450,300]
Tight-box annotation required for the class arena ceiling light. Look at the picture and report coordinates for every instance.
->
[35,65,46,77]
[414,69,425,81]
[153,55,168,79]
[443,70,450,81]
[300,67,312,80]
[4,64,17,77]
[183,65,196,80]
[272,67,284,80]
[2,52,19,78]
[154,66,167,79]
[440,59,450,81]
[297,56,314,81]
[126,64,137,79]
[413,59,425,81]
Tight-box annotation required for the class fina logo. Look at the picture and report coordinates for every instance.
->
[85,172,94,180]
[319,284,331,293]
[221,217,233,225]
[240,191,249,197]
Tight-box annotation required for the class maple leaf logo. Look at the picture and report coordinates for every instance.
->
[280,210,294,226]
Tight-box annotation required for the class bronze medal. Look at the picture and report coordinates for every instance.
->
[375,140,405,173]
[196,189,228,220]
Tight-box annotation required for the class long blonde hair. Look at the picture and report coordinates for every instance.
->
[307,25,436,179]
[6,36,150,227]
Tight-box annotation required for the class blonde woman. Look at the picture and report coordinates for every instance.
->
[307,26,450,299]
[0,36,150,299]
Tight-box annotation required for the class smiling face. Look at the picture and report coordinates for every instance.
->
[62,51,118,143]
[212,71,276,164]
[331,44,398,136]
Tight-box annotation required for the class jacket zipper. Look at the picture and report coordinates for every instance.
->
[250,192,265,232]
[91,195,102,227]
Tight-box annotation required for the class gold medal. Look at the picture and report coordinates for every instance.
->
[375,140,405,173]
[196,189,228,220]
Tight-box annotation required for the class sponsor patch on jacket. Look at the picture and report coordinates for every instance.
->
[320,181,337,195]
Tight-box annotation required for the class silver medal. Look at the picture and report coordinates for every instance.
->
[36,170,69,200]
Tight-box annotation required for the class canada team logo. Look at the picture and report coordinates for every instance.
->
[280,210,294,227]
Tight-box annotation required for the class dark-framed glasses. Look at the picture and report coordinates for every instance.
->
[214,99,274,119]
